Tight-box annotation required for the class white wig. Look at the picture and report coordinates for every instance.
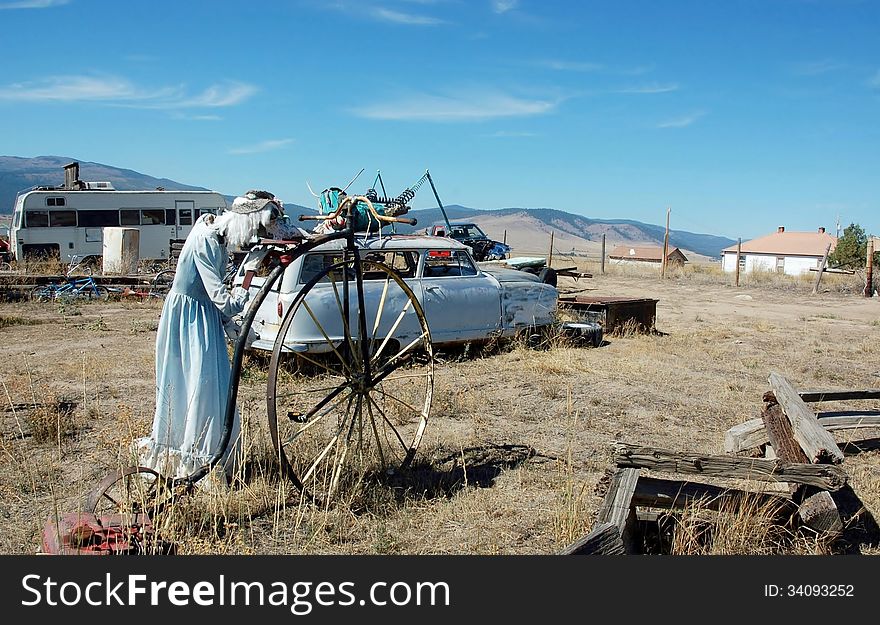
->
[215,206,275,249]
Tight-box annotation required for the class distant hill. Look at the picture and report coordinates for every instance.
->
[395,205,734,259]
[0,156,736,258]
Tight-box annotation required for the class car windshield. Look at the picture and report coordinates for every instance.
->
[449,224,486,239]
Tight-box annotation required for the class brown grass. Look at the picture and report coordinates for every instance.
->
[0,270,878,555]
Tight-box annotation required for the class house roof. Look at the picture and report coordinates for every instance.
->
[608,245,687,262]
[722,229,837,257]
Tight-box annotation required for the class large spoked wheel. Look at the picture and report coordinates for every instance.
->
[85,466,175,518]
[267,258,434,505]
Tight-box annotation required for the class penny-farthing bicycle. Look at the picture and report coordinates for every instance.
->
[87,193,434,515]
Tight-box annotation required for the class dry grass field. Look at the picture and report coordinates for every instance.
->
[1,262,878,556]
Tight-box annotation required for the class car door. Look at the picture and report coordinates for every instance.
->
[420,249,501,344]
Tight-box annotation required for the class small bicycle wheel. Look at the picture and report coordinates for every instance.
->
[84,285,110,301]
[267,258,434,504]
[30,285,54,302]
[85,466,174,517]
[149,269,176,299]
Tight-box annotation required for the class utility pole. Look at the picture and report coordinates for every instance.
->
[661,207,670,279]
[865,237,875,298]
[547,231,554,268]
[600,233,606,274]
[734,237,742,287]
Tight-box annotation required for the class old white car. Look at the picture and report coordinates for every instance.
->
[232,234,558,354]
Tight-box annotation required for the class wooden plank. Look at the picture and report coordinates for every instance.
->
[762,402,806,495]
[557,522,625,555]
[766,389,880,403]
[725,411,880,453]
[614,442,847,490]
[631,476,797,518]
[799,491,844,535]
[762,401,843,532]
[595,467,640,554]
[768,373,846,464]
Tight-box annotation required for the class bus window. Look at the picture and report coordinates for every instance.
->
[46,197,66,207]
[199,208,218,216]
[165,209,177,225]
[78,210,119,227]
[141,209,165,225]
[25,210,49,228]
[179,209,193,226]
[120,209,140,225]
[49,210,77,227]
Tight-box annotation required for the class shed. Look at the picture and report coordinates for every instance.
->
[608,245,687,268]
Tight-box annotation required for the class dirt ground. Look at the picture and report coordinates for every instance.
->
[1,269,878,555]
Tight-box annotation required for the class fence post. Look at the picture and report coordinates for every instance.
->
[735,237,742,287]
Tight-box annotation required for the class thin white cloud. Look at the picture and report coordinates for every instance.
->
[372,7,445,24]
[171,113,222,121]
[617,82,679,94]
[0,75,257,109]
[482,130,538,137]
[657,111,705,128]
[351,90,559,121]
[174,82,257,108]
[0,0,69,9]
[492,0,517,13]
[537,59,604,72]
[867,70,880,89]
[792,59,845,76]
[228,139,294,155]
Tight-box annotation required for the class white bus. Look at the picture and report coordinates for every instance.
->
[9,187,227,263]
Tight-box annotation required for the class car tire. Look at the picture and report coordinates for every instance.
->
[538,267,557,287]
[562,322,603,347]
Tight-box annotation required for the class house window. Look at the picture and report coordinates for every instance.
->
[776,257,785,273]
[738,256,746,270]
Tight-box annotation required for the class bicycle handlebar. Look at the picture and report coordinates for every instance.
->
[298,195,417,226]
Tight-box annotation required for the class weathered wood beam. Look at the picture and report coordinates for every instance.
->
[614,442,847,490]
[762,400,843,535]
[631,476,797,518]
[762,402,806,496]
[595,467,640,554]
[799,491,844,536]
[725,411,880,453]
[558,522,625,555]
[765,389,880,403]
[768,373,846,464]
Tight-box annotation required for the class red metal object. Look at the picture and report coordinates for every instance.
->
[40,512,158,555]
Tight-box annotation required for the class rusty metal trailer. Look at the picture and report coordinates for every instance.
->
[557,295,658,334]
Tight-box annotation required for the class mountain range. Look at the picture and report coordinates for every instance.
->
[0,156,735,258]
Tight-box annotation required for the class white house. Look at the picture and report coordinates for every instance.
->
[721,226,837,277]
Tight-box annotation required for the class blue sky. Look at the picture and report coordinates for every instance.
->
[0,0,877,240]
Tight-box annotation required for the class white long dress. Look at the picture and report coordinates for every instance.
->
[136,214,248,480]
